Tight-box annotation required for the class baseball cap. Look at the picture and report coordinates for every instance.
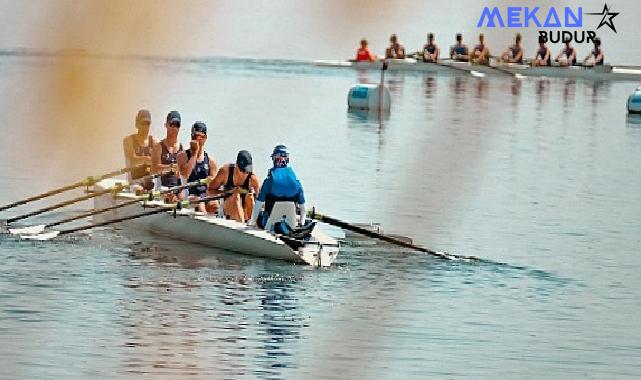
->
[136,109,151,124]
[166,111,181,125]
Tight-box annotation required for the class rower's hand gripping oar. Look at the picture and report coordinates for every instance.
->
[0,164,149,213]
[9,177,213,235]
[308,208,479,261]
[21,190,233,241]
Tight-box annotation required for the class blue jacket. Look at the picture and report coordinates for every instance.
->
[257,166,305,204]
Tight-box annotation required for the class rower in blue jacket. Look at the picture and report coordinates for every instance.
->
[248,145,306,229]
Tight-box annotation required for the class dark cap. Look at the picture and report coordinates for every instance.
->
[191,121,207,135]
[428,33,434,39]
[166,110,181,124]
[456,33,462,40]
[136,109,151,124]
[236,150,253,173]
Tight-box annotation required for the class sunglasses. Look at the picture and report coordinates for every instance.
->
[192,133,206,139]
[169,122,181,129]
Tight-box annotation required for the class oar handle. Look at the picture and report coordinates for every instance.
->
[58,191,232,236]
[44,177,211,229]
[0,164,148,212]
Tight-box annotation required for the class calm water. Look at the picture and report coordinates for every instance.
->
[1,54,641,379]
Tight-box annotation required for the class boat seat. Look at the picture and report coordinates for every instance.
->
[265,202,297,232]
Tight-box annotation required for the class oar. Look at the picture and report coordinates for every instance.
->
[0,164,148,212]
[308,208,479,261]
[5,171,161,224]
[21,192,232,241]
[8,178,212,235]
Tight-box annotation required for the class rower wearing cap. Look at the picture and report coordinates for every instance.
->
[248,145,306,229]
[501,33,524,64]
[584,37,604,67]
[421,33,439,63]
[449,33,469,62]
[556,40,577,66]
[123,109,158,190]
[207,150,260,222]
[177,121,218,213]
[151,110,184,202]
[470,33,490,65]
[355,39,377,62]
[385,34,406,59]
[532,36,552,66]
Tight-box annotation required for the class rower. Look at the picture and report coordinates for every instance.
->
[207,150,260,222]
[556,40,577,66]
[532,35,552,66]
[470,33,490,65]
[356,39,377,62]
[177,121,218,213]
[151,110,184,202]
[122,109,158,190]
[584,37,604,67]
[248,145,306,230]
[385,34,406,59]
[449,33,469,62]
[421,33,440,63]
[501,33,523,64]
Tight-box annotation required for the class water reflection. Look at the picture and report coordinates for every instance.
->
[625,114,641,128]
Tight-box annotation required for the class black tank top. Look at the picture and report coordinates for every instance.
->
[160,141,183,187]
[185,149,210,196]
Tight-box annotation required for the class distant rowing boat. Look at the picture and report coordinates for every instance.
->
[93,179,340,267]
[314,58,641,81]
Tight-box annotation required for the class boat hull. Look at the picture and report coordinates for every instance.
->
[93,180,339,266]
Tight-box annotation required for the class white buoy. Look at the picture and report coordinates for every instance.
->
[347,84,391,111]
[347,59,391,111]
[627,86,641,114]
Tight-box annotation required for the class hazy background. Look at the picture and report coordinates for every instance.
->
[0,0,639,64]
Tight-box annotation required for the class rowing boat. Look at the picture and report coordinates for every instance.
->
[314,58,641,81]
[93,179,340,267]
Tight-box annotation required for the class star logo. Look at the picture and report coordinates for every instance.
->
[587,4,620,33]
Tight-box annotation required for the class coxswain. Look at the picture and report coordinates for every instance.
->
[556,40,577,66]
[122,109,158,190]
[501,33,524,64]
[208,150,260,222]
[532,35,552,66]
[470,33,490,65]
[355,39,377,62]
[176,121,218,213]
[449,33,469,62]
[248,145,306,230]
[584,37,604,67]
[421,33,439,63]
[151,110,184,202]
[385,34,406,59]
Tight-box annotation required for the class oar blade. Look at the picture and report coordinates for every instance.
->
[20,230,60,241]
[9,225,46,235]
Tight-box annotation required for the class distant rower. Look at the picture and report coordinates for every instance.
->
[385,34,406,59]
[449,33,469,62]
[123,109,158,190]
[470,33,490,65]
[532,36,552,66]
[208,150,260,222]
[151,111,184,202]
[177,121,218,213]
[356,39,377,62]
[501,33,523,64]
[556,40,577,66]
[421,33,439,63]
[584,37,604,67]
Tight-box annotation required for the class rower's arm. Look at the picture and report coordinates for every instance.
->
[123,136,134,163]
[208,157,218,179]
[150,142,163,174]
[176,151,194,178]
[207,166,228,194]
[514,49,523,63]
